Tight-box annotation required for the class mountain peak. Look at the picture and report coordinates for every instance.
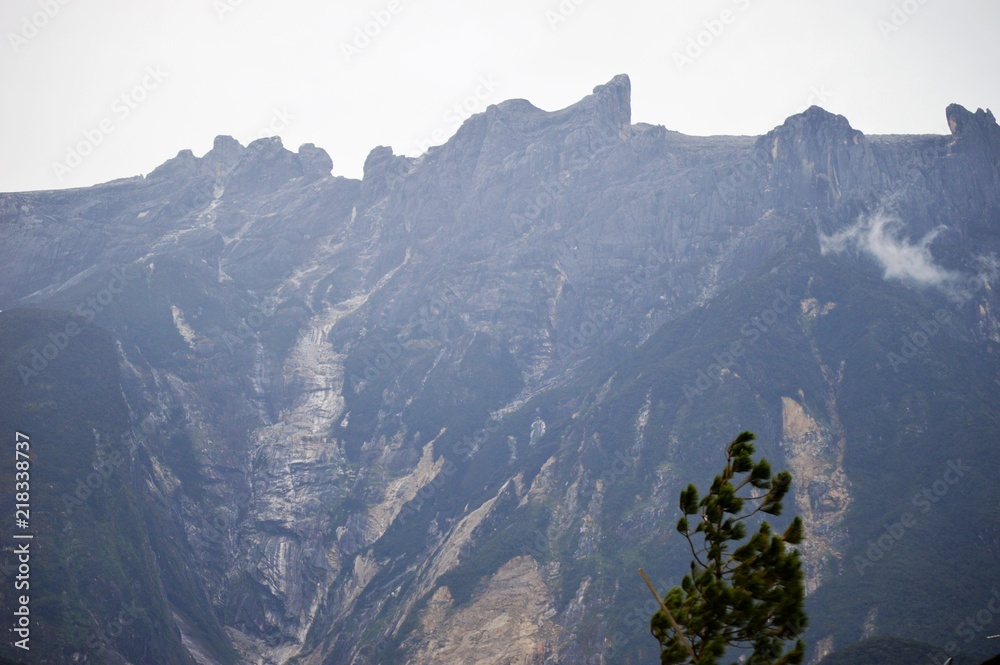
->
[581,73,632,140]
[297,143,333,180]
[753,105,869,204]
[755,104,863,162]
[591,73,631,109]
[946,103,997,135]
[944,104,1000,190]
[945,103,1000,159]
[775,105,860,141]
[410,74,634,176]
[361,145,410,201]
[204,134,244,172]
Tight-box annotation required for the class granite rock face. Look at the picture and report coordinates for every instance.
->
[1,75,999,664]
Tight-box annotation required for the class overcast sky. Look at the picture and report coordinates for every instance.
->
[2,0,998,192]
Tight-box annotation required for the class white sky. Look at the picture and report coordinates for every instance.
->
[2,0,998,192]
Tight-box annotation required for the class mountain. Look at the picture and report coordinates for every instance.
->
[816,635,980,665]
[1,74,998,664]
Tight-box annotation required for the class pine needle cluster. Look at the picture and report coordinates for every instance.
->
[648,432,808,665]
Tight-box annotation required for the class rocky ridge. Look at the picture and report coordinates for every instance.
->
[1,75,999,664]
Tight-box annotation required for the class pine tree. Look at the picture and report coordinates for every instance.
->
[644,431,807,665]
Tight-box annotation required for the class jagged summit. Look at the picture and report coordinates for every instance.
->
[146,134,333,188]
[575,73,632,140]
[764,105,863,148]
[746,104,875,205]
[946,103,1000,166]
[138,78,1000,197]
[946,103,997,135]
[298,142,334,179]
[360,145,410,202]
[494,73,632,140]
[484,74,631,130]
[204,134,244,172]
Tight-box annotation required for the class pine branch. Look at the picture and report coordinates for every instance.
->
[640,568,697,663]
[650,432,806,665]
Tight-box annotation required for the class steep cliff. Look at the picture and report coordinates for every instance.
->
[1,76,998,664]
